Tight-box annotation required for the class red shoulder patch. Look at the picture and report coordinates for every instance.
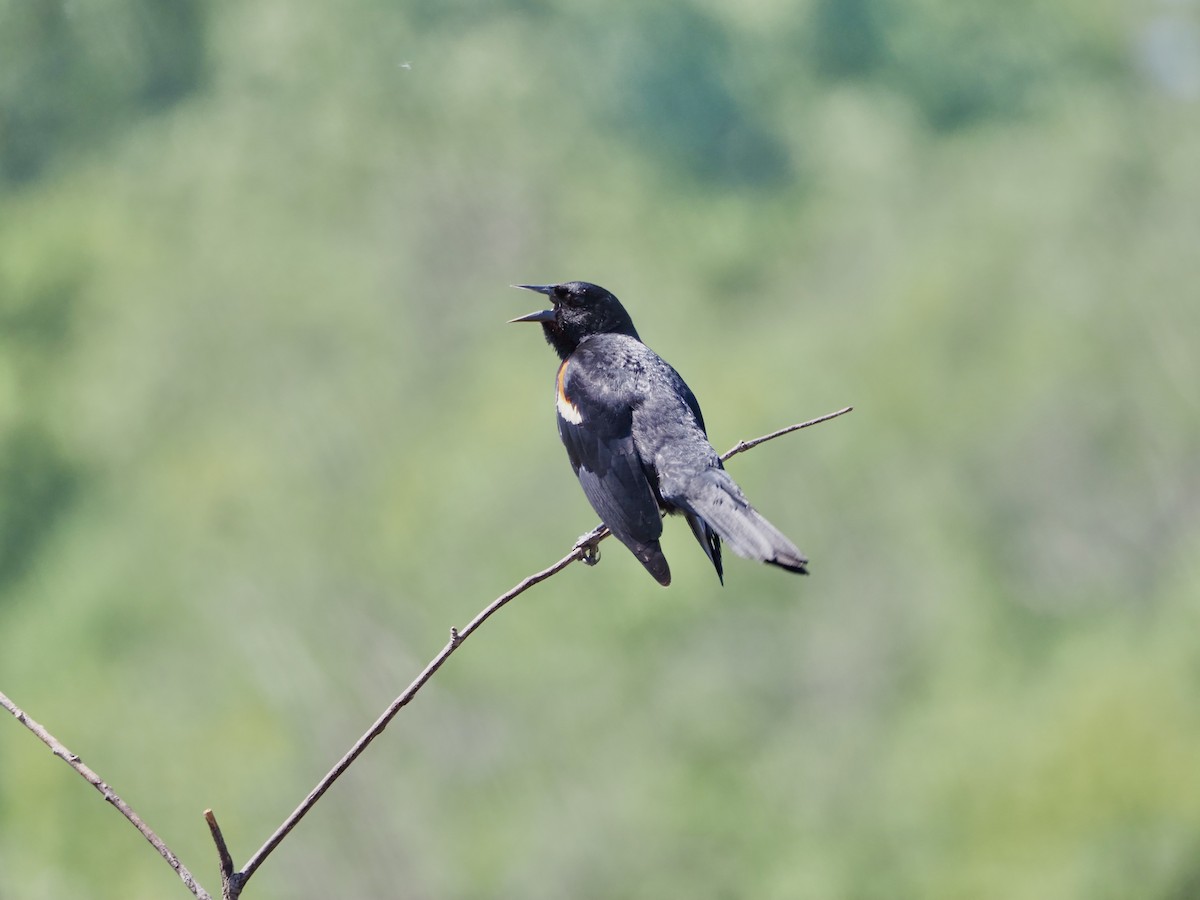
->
[556,359,583,424]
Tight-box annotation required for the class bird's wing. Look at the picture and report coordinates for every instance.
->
[677,378,707,436]
[555,356,663,550]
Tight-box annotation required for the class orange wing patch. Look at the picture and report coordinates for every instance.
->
[556,359,583,425]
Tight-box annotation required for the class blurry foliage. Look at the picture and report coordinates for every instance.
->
[2,0,1199,898]
[0,0,205,182]
[0,426,78,591]
[0,216,84,595]
[573,6,793,186]
[806,0,1124,128]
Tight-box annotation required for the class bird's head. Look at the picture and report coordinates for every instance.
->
[510,281,640,359]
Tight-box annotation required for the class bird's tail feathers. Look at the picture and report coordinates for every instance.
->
[677,471,808,575]
[685,513,724,584]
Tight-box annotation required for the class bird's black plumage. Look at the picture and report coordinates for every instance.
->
[511,281,808,586]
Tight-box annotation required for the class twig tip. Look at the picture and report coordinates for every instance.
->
[206,807,236,880]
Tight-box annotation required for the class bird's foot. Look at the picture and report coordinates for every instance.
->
[574,528,604,566]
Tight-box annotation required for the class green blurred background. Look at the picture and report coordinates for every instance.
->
[2,0,1199,897]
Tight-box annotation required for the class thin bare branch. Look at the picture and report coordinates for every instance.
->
[222,406,850,891]
[205,810,241,900]
[721,406,853,461]
[235,537,591,885]
[0,690,213,900]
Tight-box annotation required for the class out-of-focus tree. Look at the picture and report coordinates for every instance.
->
[0,0,207,182]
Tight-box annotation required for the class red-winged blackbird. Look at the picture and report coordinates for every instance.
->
[511,281,808,586]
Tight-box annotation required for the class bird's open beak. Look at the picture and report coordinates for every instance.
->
[508,284,557,323]
[509,309,556,323]
[513,284,555,296]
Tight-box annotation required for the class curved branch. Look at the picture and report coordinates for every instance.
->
[235,531,595,889]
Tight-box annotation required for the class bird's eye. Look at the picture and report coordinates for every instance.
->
[554,284,578,306]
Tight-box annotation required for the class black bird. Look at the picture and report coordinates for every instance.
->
[511,281,808,586]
